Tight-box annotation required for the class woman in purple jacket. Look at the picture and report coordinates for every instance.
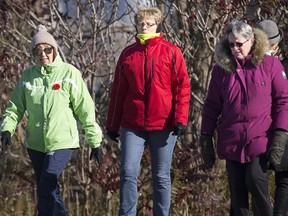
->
[200,20,288,216]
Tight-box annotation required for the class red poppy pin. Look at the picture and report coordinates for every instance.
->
[53,83,61,90]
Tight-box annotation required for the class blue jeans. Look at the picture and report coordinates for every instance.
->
[27,148,73,216]
[118,128,177,216]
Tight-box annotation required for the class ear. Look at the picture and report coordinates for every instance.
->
[250,37,255,46]
[53,47,57,60]
[271,43,279,50]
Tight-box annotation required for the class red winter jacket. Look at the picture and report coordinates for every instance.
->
[106,33,190,131]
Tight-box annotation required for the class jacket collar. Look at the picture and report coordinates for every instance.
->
[214,28,269,73]
[38,55,63,75]
[135,32,163,46]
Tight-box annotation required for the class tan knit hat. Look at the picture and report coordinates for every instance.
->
[31,25,58,52]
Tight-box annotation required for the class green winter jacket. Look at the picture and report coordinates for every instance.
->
[1,55,102,152]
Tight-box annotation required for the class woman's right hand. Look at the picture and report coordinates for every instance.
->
[107,130,120,143]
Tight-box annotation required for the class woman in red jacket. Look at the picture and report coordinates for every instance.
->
[106,6,190,216]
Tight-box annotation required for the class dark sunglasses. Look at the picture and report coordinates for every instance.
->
[34,47,53,56]
[229,39,249,48]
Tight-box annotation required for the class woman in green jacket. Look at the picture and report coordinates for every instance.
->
[0,25,103,216]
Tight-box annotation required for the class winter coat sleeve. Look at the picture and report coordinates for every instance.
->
[271,57,288,131]
[171,47,191,126]
[1,76,26,134]
[201,65,223,135]
[106,53,129,131]
[69,66,103,148]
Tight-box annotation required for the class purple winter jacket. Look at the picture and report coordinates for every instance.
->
[201,28,288,163]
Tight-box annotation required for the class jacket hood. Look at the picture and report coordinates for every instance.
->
[215,28,269,72]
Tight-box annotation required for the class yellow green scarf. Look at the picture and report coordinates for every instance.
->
[137,33,160,45]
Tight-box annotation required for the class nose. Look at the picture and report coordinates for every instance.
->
[138,24,148,29]
[231,46,239,50]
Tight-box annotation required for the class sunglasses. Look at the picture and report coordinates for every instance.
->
[229,39,249,48]
[34,47,53,56]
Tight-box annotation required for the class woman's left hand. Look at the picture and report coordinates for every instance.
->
[90,147,103,166]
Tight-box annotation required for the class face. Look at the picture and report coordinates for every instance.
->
[33,44,54,65]
[271,43,279,55]
[137,16,158,34]
[228,33,254,60]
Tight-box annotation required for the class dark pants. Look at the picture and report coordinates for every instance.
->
[27,148,73,216]
[226,155,273,216]
[274,170,288,216]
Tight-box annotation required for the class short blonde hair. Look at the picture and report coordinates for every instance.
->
[135,7,163,25]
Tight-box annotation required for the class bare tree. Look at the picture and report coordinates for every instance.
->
[1,0,288,215]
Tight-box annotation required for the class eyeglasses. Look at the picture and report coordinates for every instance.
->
[229,39,250,48]
[137,22,157,28]
[34,47,53,56]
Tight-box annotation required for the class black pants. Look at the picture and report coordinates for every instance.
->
[226,155,273,216]
[274,170,288,216]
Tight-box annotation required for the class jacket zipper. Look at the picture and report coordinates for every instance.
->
[144,45,148,130]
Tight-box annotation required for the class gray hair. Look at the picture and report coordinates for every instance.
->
[225,20,254,39]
